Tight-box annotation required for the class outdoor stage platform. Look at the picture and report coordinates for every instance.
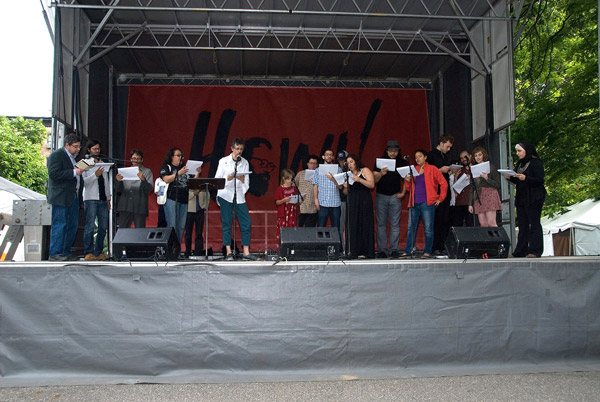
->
[1,256,599,387]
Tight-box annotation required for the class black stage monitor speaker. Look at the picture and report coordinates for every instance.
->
[279,227,340,261]
[445,226,510,259]
[113,228,180,261]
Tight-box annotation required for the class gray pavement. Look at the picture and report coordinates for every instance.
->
[1,371,600,402]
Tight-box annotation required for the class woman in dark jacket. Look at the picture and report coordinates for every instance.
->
[504,142,546,258]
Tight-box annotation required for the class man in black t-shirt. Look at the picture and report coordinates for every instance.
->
[373,140,408,258]
[429,134,454,255]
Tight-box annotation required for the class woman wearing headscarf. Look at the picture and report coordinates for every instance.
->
[504,142,546,258]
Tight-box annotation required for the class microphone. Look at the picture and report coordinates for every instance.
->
[403,155,410,162]
[343,162,348,168]
[236,156,241,163]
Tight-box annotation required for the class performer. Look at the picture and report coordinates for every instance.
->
[429,134,454,255]
[274,169,299,244]
[312,149,343,230]
[82,139,111,261]
[401,150,448,258]
[47,133,83,261]
[504,142,546,258]
[373,140,408,258]
[115,149,153,228]
[451,150,473,227]
[215,137,257,260]
[296,155,319,227]
[343,154,375,259]
[160,148,200,247]
[469,147,501,227]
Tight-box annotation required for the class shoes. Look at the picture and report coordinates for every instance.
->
[357,255,366,259]
[49,255,68,261]
[526,254,540,258]
[433,249,447,256]
[375,251,388,259]
[508,254,516,258]
[84,253,96,261]
[96,253,107,261]
[421,253,431,259]
[225,253,234,261]
[243,254,258,261]
[398,253,409,259]
[389,251,399,259]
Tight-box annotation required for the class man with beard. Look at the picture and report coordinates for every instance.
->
[312,149,343,233]
[296,154,319,227]
[428,134,454,255]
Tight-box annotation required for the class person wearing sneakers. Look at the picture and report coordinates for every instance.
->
[215,137,257,261]
[401,149,448,259]
[82,139,111,261]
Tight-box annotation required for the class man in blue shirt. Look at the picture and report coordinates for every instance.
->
[312,149,343,230]
[47,134,83,261]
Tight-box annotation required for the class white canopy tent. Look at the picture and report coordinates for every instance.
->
[541,199,600,256]
[0,177,46,261]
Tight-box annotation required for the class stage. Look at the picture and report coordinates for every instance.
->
[1,256,599,387]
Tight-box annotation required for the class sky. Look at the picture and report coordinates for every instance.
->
[0,1,54,117]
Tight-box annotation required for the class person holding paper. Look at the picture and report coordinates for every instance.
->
[296,155,319,227]
[47,133,83,261]
[160,147,200,250]
[451,150,473,227]
[115,149,153,228]
[81,140,111,260]
[429,134,454,255]
[215,137,256,260]
[343,155,375,259]
[274,169,300,243]
[401,150,448,258]
[468,147,501,227]
[312,149,343,232]
[504,142,546,258]
[373,140,408,258]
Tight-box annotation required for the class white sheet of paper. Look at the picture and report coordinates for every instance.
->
[118,167,141,181]
[450,164,463,170]
[498,169,516,176]
[470,161,490,178]
[376,158,395,171]
[185,160,203,175]
[90,162,113,174]
[236,171,252,176]
[318,164,339,176]
[453,173,469,194]
[288,194,306,204]
[303,169,315,181]
[333,172,354,186]
[396,165,420,178]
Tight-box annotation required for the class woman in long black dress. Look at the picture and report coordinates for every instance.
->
[343,154,375,259]
[504,142,546,258]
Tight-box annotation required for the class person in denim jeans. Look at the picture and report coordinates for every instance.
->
[401,150,448,258]
[373,140,408,258]
[82,140,111,261]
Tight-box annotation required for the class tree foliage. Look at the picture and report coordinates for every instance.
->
[512,0,599,215]
[0,116,49,194]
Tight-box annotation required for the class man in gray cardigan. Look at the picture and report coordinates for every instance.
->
[115,149,154,228]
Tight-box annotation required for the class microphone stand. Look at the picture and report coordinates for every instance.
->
[231,156,240,259]
[343,169,351,258]
[406,158,417,259]
[292,178,302,226]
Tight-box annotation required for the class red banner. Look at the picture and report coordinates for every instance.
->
[125,85,431,250]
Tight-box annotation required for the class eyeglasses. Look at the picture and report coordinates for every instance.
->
[131,158,142,162]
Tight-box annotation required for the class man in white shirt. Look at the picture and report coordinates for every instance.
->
[215,137,256,260]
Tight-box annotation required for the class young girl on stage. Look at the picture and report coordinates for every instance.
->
[275,169,300,243]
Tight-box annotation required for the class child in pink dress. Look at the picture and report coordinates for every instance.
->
[275,169,300,243]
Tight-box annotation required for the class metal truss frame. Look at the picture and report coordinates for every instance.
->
[53,0,514,85]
